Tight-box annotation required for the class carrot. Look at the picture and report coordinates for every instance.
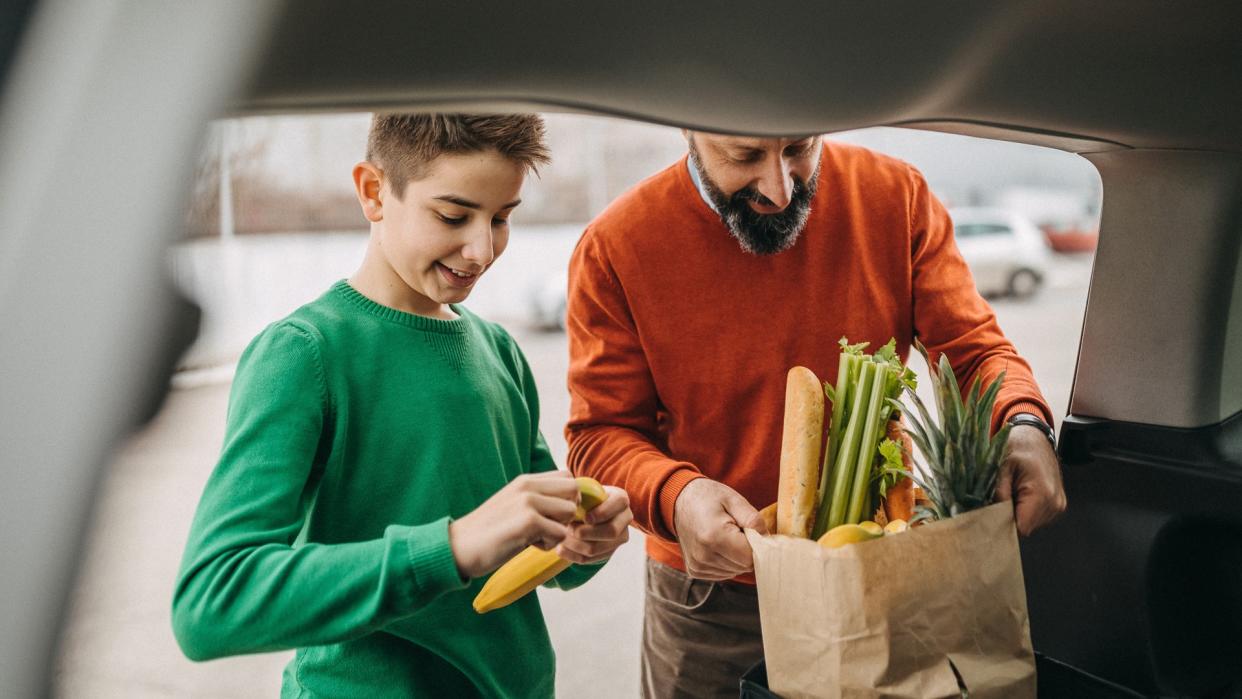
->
[882,418,916,522]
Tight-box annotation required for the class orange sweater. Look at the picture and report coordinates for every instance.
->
[565,142,1050,579]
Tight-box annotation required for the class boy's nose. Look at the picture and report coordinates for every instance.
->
[461,228,495,268]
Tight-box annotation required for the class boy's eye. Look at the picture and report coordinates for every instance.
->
[492,217,510,227]
[438,214,467,225]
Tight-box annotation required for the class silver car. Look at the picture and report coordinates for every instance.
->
[951,207,1052,299]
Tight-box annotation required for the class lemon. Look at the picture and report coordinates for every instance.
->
[858,521,884,536]
[817,523,883,549]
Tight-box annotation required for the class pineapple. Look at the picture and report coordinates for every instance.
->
[900,340,1010,522]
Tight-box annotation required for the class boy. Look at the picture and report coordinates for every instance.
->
[172,114,633,698]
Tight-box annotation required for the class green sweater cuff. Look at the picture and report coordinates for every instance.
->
[395,517,468,605]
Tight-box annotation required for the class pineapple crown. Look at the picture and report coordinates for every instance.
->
[896,339,1010,522]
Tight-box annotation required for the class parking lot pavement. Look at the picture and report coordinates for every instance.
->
[54,253,1091,697]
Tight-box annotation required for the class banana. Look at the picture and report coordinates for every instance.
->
[472,477,607,613]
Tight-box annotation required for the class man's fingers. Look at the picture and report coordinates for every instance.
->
[707,527,753,572]
[739,508,769,535]
[685,564,742,581]
[721,491,762,530]
[994,459,1016,503]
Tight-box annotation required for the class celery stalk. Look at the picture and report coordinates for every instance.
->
[844,361,892,524]
[825,361,875,530]
[813,353,856,537]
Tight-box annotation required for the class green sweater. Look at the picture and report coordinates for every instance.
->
[173,280,603,698]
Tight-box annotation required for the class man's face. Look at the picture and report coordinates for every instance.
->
[375,150,524,310]
[686,132,821,255]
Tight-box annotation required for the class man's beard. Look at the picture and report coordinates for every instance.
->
[688,142,819,256]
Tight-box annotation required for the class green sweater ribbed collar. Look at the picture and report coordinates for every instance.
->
[331,279,468,334]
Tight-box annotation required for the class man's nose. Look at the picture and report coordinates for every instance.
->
[755,156,794,210]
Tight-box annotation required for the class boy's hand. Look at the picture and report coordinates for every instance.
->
[556,486,633,564]
[449,471,580,580]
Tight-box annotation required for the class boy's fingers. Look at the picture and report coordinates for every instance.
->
[556,536,613,562]
[569,511,633,542]
[522,472,580,500]
[529,493,578,522]
[556,543,611,565]
[529,521,571,550]
[583,498,623,525]
[585,486,630,524]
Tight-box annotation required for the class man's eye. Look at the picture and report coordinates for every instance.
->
[732,152,761,164]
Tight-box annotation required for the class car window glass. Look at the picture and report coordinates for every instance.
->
[59,115,1101,698]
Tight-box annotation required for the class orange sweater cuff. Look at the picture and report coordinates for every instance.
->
[656,469,707,540]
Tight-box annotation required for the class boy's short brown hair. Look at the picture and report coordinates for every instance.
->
[366,113,550,198]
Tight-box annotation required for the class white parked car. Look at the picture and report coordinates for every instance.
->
[530,269,569,331]
[950,207,1052,299]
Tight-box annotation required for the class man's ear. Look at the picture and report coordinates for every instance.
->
[353,162,384,223]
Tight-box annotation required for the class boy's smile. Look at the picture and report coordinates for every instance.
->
[436,262,481,288]
[350,150,527,319]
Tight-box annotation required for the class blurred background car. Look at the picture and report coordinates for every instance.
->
[1040,219,1100,253]
[950,206,1052,299]
[531,269,569,331]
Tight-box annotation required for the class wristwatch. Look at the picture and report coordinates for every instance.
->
[1006,413,1056,449]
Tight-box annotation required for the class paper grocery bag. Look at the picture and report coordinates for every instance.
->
[745,502,1035,699]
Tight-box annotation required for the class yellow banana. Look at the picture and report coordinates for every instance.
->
[473,477,607,613]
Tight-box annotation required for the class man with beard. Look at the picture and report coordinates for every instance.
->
[565,131,1065,697]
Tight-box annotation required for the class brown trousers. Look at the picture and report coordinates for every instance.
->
[641,559,764,699]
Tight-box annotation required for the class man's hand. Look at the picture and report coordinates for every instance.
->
[557,486,634,564]
[672,478,769,581]
[994,424,1067,536]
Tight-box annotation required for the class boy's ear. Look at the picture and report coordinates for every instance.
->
[352,162,385,223]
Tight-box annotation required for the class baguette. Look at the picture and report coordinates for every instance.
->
[777,366,825,538]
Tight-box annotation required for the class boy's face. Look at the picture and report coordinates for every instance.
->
[364,150,525,312]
